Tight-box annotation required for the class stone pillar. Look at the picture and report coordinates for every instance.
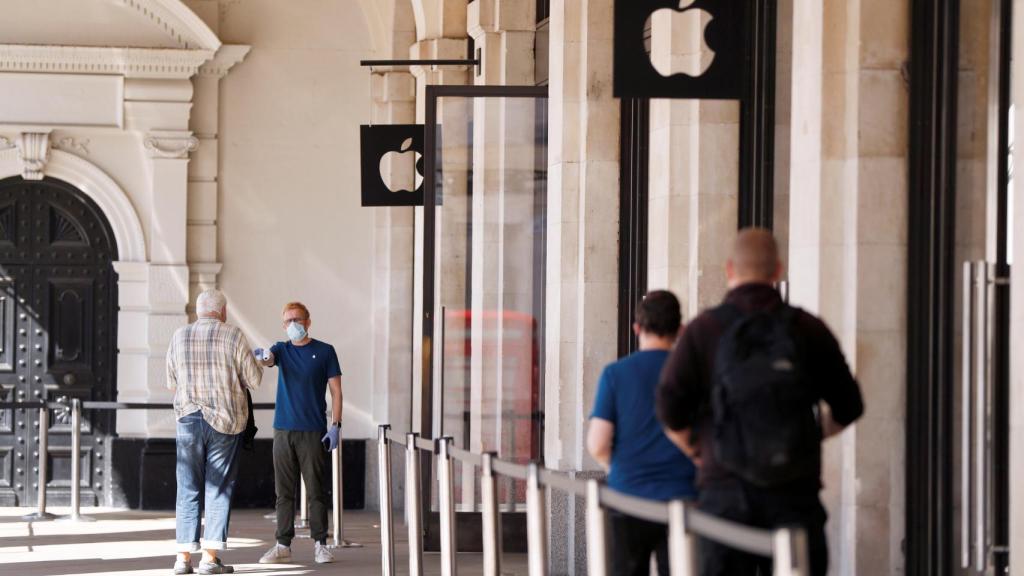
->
[187,46,250,315]
[369,69,417,438]
[787,1,909,574]
[120,79,198,436]
[545,0,619,572]
[645,9,740,315]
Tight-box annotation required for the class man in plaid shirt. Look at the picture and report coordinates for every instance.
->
[166,289,263,575]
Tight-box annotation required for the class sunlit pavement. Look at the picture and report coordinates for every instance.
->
[0,507,527,575]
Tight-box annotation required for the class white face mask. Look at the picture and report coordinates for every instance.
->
[286,321,307,342]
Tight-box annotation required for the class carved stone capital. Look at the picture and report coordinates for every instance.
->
[16,132,51,180]
[144,131,199,159]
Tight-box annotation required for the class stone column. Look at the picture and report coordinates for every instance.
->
[787,1,909,574]
[187,46,250,315]
[121,79,197,436]
[369,69,417,438]
[545,0,619,572]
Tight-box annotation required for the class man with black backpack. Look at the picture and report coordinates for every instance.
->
[657,228,864,576]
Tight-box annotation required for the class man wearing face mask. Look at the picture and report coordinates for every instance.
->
[255,302,343,565]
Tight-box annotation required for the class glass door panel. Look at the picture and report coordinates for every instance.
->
[425,87,548,515]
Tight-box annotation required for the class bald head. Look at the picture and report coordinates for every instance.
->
[727,228,782,287]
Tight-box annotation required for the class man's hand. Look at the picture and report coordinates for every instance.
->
[664,427,703,468]
[253,347,274,367]
[321,423,340,451]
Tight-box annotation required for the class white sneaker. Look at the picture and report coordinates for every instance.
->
[258,543,291,564]
[314,542,334,564]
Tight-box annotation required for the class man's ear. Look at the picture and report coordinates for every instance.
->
[632,322,641,337]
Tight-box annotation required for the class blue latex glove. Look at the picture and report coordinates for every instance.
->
[252,348,271,362]
[322,423,340,451]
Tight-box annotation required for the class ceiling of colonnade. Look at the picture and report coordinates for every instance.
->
[0,0,220,50]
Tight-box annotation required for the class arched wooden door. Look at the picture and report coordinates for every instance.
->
[0,176,117,507]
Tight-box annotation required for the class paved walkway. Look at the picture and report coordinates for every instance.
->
[0,507,527,575]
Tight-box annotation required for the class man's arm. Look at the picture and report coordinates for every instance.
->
[809,318,864,436]
[656,322,706,451]
[165,338,177,391]
[586,418,614,471]
[328,375,342,423]
[237,334,264,391]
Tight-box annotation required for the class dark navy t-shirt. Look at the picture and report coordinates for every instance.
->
[270,339,342,432]
[591,350,697,501]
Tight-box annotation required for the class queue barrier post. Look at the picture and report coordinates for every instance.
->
[585,479,607,576]
[526,463,548,576]
[58,399,94,523]
[22,406,55,521]
[377,425,395,576]
[773,526,810,576]
[405,432,424,576]
[668,500,697,576]
[437,437,458,576]
[294,474,309,533]
[329,422,362,548]
[480,452,502,576]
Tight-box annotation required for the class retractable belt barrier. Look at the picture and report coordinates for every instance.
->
[0,399,359,548]
[375,424,811,576]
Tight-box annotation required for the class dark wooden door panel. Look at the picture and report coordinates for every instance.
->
[0,176,116,507]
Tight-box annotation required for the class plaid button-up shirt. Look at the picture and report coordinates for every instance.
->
[166,317,263,435]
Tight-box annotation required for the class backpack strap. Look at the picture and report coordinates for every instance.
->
[711,302,745,333]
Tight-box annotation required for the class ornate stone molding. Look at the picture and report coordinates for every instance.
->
[0,44,214,80]
[52,137,90,156]
[198,45,252,78]
[144,131,199,159]
[16,132,50,181]
[0,137,13,151]
[119,0,222,51]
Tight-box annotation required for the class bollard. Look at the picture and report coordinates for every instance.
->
[585,480,607,576]
[668,500,697,576]
[329,425,362,548]
[526,463,548,576]
[437,437,458,576]
[378,425,395,576]
[480,453,502,576]
[773,526,810,576]
[58,399,94,522]
[405,433,424,576]
[22,407,55,521]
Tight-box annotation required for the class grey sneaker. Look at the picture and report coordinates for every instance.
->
[314,542,335,564]
[258,543,292,564]
[173,560,193,575]
[196,558,233,575]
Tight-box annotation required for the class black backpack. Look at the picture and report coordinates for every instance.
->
[711,303,820,486]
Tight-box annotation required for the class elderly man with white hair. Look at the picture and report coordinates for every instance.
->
[166,289,263,575]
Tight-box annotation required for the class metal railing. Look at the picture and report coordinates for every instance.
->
[0,399,357,547]
[376,424,810,576]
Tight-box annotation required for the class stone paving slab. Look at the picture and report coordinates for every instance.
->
[0,507,528,575]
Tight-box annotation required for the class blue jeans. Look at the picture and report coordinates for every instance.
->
[176,411,242,552]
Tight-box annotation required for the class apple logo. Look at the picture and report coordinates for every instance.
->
[379,136,423,194]
[645,0,715,78]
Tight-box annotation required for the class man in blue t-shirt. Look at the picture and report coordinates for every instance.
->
[587,290,696,576]
[255,302,343,566]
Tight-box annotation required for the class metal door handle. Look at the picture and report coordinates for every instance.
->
[960,261,974,569]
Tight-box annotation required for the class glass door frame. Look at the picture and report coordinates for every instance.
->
[419,84,549,548]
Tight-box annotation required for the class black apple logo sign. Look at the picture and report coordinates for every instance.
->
[379,137,424,194]
[646,0,715,78]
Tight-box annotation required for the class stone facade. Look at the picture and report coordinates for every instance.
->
[9,1,1024,574]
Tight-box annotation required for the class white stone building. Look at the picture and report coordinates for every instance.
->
[2,1,1024,575]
